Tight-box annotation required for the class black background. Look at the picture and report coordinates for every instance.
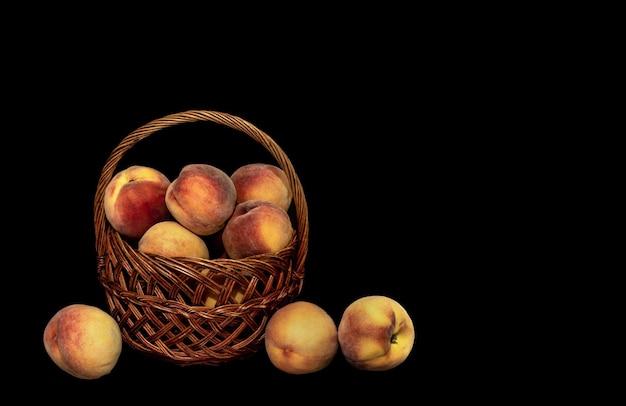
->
[11,43,492,400]
[5,7,580,401]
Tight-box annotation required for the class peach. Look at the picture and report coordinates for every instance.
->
[103,165,172,239]
[138,220,210,259]
[231,163,293,212]
[337,295,415,371]
[203,286,245,308]
[221,199,294,259]
[166,163,237,236]
[43,304,122,379]
[264,301,338,374]
[200,272,246,307]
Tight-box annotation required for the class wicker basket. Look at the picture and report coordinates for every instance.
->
[94,110,308,366]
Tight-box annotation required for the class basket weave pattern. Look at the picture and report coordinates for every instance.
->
[94,110,308,366]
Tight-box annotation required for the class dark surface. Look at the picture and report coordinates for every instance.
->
[5,9,557,401]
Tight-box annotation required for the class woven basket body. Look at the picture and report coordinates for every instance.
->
[94,110,308,366]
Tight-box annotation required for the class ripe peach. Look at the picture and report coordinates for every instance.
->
[231,163,293,212]
[200,272,246,307]
[43,304,122,379]
[138,220,210,259]
[166,163,237,236]
[264,301,338,374]
[338,295,415,371]
[203,286,245,308]
[103,165,171,239]
[221,199,294,259]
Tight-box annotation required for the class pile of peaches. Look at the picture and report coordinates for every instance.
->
[103,162,295,261]
[43,160,416,379]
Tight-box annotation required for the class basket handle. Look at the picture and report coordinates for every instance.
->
[94,110,309,275]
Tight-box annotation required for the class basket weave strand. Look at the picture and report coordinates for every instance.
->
[94,110,309,366]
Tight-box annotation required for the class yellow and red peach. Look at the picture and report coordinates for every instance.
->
[43,304,123,379]
[264,301,338,374]
[231,163,293,212]
[166,163,237,236]
[138,220,210,259]
[103,165,171,239]
[337,295,415,371]
[221,199,294,259]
